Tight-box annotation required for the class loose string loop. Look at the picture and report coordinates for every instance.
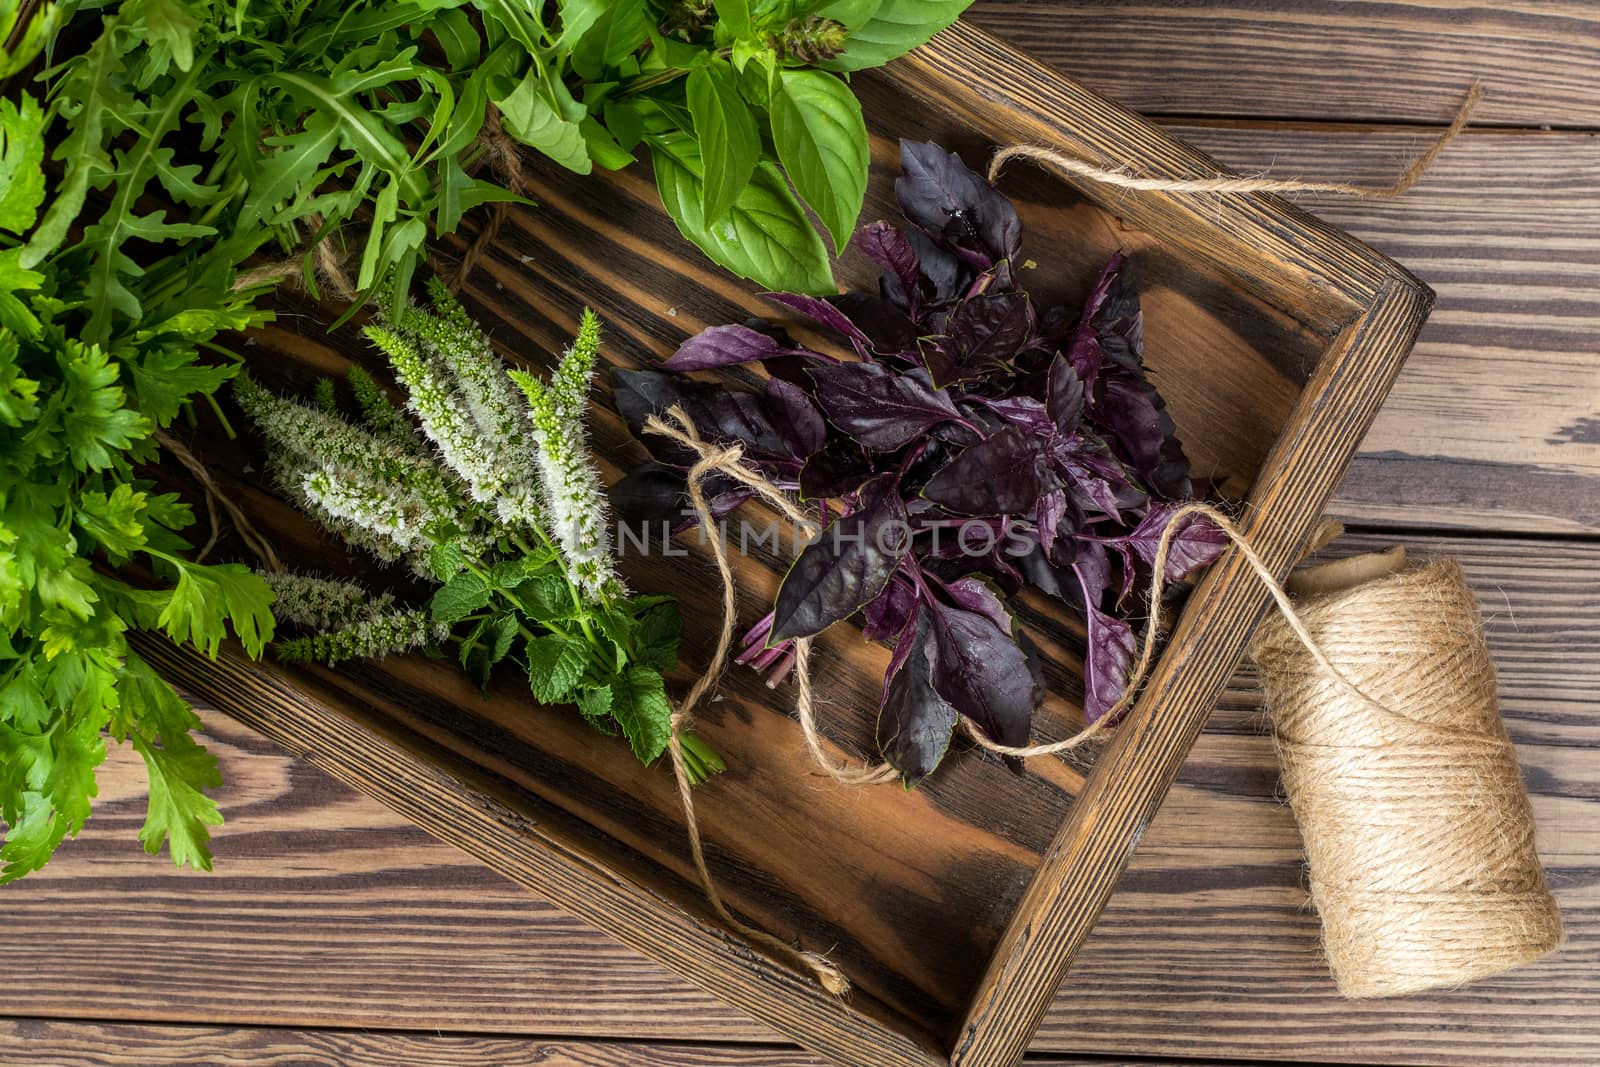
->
[989,83,1481,198]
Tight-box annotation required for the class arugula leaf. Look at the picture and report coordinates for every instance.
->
[0,94,45,234]
[769,69,869,252]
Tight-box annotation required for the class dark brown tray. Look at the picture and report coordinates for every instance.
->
[138,21,1431,1067]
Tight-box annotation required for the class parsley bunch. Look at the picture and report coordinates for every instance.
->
[1,86,275,880]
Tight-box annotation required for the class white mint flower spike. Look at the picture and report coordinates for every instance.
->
[510,310,621,600]
[260,572,397,631]
[274,608,446,666]
[233,373,464,530]
[366,321,506,502]
[302,466,434,556]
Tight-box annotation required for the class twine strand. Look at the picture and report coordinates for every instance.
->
[155,428,283,573]
[989,83,1481,198]
[645,408,851,996]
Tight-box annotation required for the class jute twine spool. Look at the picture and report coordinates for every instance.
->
[1249,549,1563,998]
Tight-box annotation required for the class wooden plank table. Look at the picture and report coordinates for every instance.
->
[4,2,1596,1063]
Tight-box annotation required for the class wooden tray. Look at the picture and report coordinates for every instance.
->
[136,21,1432,1067]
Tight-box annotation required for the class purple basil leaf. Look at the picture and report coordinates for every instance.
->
[613,368,793,466]
[612,461,751,531]
[982,395,1053,439]
[1094,262,1144,374]
[896,140,1022,267]
[877,606,960,786]
[1079,599,1137,724]
[863,573,918,642]
[1073,539,1112,606]
[807,360,963,451]
[1070,548,1137,722]
[831,292,920,357]
[770,474,911,643]
[926,599,1037,751]
[1121,503,1227,580]
[799,438,876,499]
[663,324,805,372]
[941,575,1013,634]
[858,220,924,310]
[764,292,872,359]
[906,226,967,302]
[944,291,1033,373]
[1046,354,1085,434]
[1034,488,1074,562]
[764,376,827,457]
[1094,377,1193,500]
[921,425,1044,515]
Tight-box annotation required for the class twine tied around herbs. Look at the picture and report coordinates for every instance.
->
[988,83,1482,199]
[646,405,1560,1000]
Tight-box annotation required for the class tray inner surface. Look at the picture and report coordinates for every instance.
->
[215,70,1333,1045]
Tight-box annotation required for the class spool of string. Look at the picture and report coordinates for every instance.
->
[1248,548,1563,998]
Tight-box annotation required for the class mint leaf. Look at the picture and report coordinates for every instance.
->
[687,59,761,225]
[431,570,491,623]
[649,131,833,294]
[575,683,616,733]
[525,632,589,704]
[428,542,466,581]
[513,572,578,622]
[610,666,673,764]
[633,600,682,672]
[770,70,869,253]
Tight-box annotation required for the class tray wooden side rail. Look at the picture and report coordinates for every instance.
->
[141,20,1431,1067]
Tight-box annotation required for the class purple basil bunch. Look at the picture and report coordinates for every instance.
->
[617,141,1224,784]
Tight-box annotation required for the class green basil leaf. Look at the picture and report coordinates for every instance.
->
[649,131,833,294]
[569,0,652,81]
[686,60,761,225]
[769,69,868,253]
[581,116,636,170]
[712,0,751,38]
[828,0,971,71]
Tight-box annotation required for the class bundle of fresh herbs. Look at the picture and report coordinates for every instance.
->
[237,281,723,783]
[1,62,276,879]
[618,141,1226,784]
[1,0,962,877]
[23,0,973,306]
